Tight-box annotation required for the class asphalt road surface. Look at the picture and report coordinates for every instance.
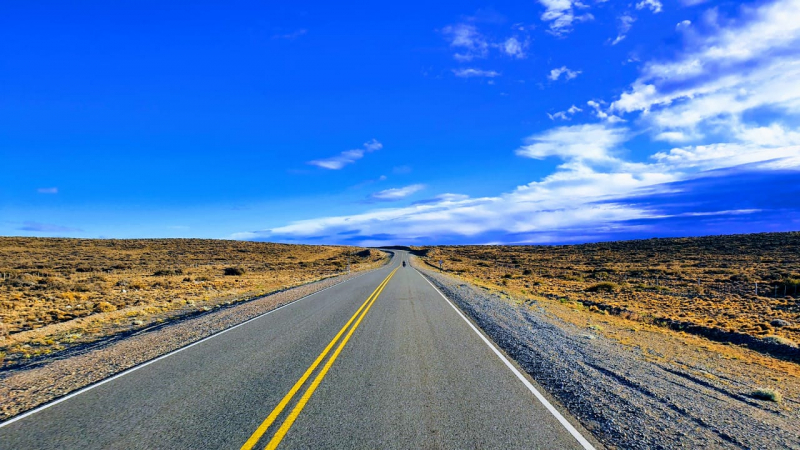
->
[0,251,596,449]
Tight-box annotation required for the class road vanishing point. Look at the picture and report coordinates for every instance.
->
[0,251,597,449]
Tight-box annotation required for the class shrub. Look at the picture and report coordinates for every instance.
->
[224,267,245,276]
[752,388,782,403]
[153,268,183,276]
[586,282,619,292]
[762,335,798,348]
[73,283,92,292]
[522,269,532,275]
[94,302,117,313]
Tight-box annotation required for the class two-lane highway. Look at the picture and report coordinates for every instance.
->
[0,251,595,449]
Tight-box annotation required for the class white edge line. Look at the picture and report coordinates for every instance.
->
[415,268,597,450]
[0,269,378,428]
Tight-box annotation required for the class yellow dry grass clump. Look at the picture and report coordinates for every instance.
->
[0,238,386,366]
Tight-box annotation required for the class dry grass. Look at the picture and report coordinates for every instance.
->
[414,232,800,359]
[0,238,386,367]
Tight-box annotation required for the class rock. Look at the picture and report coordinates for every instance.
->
[770,319,791,327]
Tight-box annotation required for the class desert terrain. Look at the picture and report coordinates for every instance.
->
[414,232,800,361]
[0,238,386,368]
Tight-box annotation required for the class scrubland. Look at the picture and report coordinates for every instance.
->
[0,238,385,368]
[415,232,800,362]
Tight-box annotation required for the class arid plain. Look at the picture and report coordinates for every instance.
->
[0,238,385,369]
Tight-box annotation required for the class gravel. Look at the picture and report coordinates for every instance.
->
[419,267,800,450]
[0,270,372,421]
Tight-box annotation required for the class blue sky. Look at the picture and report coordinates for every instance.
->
[2,0,800,245]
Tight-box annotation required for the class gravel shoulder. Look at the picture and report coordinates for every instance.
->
[0,270,374,422]
[417,263,800,450]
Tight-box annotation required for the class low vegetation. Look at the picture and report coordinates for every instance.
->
[0,238,386,368]
[414,232,800,361]
[751,388,783,403]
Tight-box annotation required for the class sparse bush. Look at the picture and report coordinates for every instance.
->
[752,388,782,403]
[762,335,798,348]
[73,283,92,292]
[153,268,183,276]
[522,269,532,275]
[586,282,619,292]
[224,267,245,276]
[94,301,117,313]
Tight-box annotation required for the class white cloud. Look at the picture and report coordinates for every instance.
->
[612,0,800,114]
[501,37,527,58]
[442,24,489,61]
[452,68,501,78]
[516,124,627,161]
[308,139,383,170]
[548,66,581,81]
[652,141,800,171]
[251,124,674,243]
[636,0,663,13]
[587,100,625,123]
[548,111,569,120]
[443,23,530,62]
[370,184,426,201]
[538,0,594,36]
[547,104,582,120]
[434,193,470,202]
[605,0,800,144]
[611,14,636,45]
[236,116,799,244]
[362,139,383,152]
[37,187,58,194]
[676,20,691,31]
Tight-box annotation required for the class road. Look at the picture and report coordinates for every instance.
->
[0,251,595,449]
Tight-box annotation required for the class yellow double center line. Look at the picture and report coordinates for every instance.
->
[241,267,399,450]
